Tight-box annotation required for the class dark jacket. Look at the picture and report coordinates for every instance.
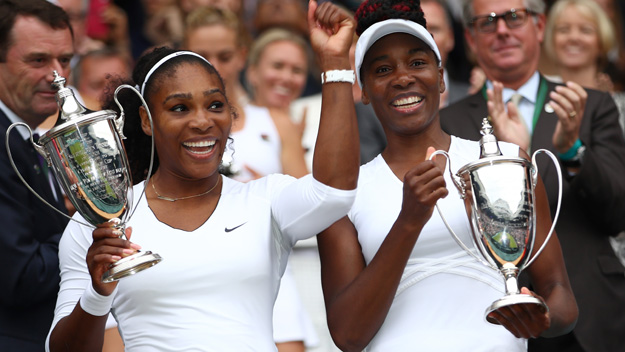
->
[0,108,68,351]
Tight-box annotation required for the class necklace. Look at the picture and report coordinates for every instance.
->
[151,176,221,202]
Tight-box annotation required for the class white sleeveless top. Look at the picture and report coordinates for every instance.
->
[350,136,527,351]
[225,104,282,182]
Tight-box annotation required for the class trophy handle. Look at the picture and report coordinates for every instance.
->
[429,150,492,267]
[4,122,91,227]
[524,149,563,267]
[113,84,156,223]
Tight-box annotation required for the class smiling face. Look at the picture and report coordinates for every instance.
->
[247,40,307,109]
[466,0,545,89]
[0,16,73,127]
[361,33,444,137]
[552,4,600,71]
[142,62,233,181]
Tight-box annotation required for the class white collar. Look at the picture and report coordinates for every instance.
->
[486,71,540,104]
[0,99,31,140]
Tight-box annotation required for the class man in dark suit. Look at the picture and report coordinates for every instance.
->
[440,0,625,351]
[0,1,73,350]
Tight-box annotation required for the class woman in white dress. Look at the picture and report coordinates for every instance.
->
[316,0,578,351]
[45,1,359,351]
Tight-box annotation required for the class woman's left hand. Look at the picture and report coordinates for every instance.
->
[486,287,551,338]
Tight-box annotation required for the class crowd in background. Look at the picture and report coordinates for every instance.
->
[3,0,625,351]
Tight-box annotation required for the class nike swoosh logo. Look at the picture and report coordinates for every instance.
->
[225,222,247,233]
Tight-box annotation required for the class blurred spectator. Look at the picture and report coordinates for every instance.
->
[141,0,185,47]
[421,0,470,108]
[543,0,625,133]
[252,0,308,38]
[184,6,249,107]
[56,0,104,57]
[55,0,130,60]
[593,0,625,92]
[252,0,321,97]
[73,47,133,110]
[178,0,244,19]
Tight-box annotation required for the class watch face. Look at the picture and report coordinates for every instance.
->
[574,145,586,162]
[562,144,585,167]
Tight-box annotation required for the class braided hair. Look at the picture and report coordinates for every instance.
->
[102,47,230,184]
[355,0,427,36]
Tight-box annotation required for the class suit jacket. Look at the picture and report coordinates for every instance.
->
[0,109,68,351]
[440,77,625,352]
[445,77,471,107]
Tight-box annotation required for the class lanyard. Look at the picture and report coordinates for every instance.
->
[480,77,549,131]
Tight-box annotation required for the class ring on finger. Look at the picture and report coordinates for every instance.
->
[569,111,577,118]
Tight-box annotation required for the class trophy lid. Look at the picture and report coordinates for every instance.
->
[457,117,530,175]
[51,70,92,123]
[39,71,117,145]
[479,118,503,158]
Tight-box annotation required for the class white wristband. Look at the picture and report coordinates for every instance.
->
[321,70,355,84]
[79,283,116,316]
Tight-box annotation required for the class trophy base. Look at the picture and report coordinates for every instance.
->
[485,293,546,325]
[101,251,162,283]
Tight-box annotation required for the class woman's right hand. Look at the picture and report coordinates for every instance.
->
[87,221,140,296]
[398,147,449,229]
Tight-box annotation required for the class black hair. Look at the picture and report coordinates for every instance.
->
[354,0,427,36]
[0,0,73,62]
[102,47,233,184]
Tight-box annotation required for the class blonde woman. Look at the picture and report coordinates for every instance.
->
[543,0,625,132]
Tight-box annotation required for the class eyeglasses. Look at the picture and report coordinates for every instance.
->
[469,8,535,33]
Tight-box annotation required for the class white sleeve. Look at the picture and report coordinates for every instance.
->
[270,174,356,245]
[45,213,105,352]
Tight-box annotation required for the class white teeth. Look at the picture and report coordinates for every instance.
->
[183,140,215,148]
[275,86,291,95]
[188,148,213,155]
[393,96,422,106]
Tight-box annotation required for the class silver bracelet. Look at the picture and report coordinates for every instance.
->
[321,70,355,84]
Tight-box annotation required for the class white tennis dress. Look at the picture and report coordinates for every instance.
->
[350,136,527,352]
[47,174,355,351]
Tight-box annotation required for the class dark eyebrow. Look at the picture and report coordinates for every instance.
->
[162,88,224,104]
[163,93,191,104]
[204,88,223,97]
[24,51,73,60]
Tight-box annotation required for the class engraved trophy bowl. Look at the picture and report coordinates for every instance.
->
[5,71,161,283]
[430,118,562,324]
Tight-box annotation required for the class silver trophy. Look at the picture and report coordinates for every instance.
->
[6,71,161,283]
[430,119,562,324]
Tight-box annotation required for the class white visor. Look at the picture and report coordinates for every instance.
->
[355,19,442,88]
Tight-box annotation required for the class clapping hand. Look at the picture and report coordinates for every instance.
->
[547,81,586,154]
[487,81,531,151]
